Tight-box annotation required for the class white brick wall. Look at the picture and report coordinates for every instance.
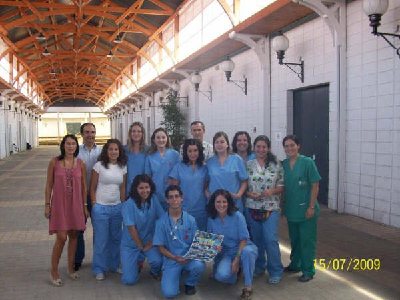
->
[345,0,400,227]
[1,0,398,229]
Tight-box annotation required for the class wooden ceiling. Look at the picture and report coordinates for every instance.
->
[0,0,184,107]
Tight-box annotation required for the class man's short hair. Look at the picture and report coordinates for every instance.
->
[165,185,183,198]
[80,122,96,134]
[190,120,205,130]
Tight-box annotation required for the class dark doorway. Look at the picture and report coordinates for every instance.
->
[293,84,329,204]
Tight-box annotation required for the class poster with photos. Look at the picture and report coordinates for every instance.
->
[184,230,224,262]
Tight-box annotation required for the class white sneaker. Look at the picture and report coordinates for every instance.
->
[96,273,105,281]
[116,267,122,274]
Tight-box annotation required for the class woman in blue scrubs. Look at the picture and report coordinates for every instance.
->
[145,128,180,210]
[206,131,248,212]
[120,174,164,285]
[207,189,257,300]
[125,122,147,196]
[232,131,255,162]
[169,139,208,231]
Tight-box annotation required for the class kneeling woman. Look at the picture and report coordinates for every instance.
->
[207,189,258,300]
[120,174,164,284]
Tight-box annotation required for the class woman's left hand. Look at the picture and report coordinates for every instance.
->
[231,256,240,273]
[84,206,89,219]
[305,207,315,219]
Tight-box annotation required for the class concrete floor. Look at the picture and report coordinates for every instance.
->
[0,146,399,300]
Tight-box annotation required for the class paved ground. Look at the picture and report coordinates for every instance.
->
[0,146,399,300]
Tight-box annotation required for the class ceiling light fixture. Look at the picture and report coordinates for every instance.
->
[36,33,46,41]
[42,48,51,56]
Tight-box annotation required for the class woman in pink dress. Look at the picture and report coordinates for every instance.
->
[44,134,88,286]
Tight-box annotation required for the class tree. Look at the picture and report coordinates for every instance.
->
[159,89,186,149]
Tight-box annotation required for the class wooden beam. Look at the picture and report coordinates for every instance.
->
[22,0,45,21]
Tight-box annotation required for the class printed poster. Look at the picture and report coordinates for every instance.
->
[184,230,224,262]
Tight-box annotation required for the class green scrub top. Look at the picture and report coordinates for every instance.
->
[282,155,321,222]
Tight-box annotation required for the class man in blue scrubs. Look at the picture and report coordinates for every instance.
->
[153,185,205,298]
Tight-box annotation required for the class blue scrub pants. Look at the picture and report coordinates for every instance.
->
[248,210,283,279]
[120,246,162,285]
[91,203,122,275]
[161,260,206,298]
[214,244,257,286]
[75,195,92,265]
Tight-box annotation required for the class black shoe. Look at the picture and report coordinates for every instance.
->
[298,274,313,282]
[74,263,81,271]
[283,266,300,273]
[184,285,196,296]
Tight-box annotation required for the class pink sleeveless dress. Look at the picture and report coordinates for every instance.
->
[49,158,86,234]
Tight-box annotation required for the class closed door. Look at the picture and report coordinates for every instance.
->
[293,84,329,205]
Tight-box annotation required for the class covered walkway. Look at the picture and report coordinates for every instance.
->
[0,147,399,300]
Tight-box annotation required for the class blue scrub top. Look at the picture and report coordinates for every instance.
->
[121,196,164,248]
[207,211,250,257]
[169,162,208,215]
[153,211,197,266]
[125,146,147,195]
[247,152,256,162]
[145,149,180,206]
[206,154,248,194]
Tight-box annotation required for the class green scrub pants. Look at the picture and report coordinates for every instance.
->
[287,215,318,277]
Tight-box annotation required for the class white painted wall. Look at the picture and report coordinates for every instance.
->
[83,0,400,228]
[344,0,400,227]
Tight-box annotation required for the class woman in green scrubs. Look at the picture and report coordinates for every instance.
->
[282,135,321,282]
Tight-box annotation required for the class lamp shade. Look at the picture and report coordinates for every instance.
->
[220,58,235,72]
[362,0,388,16]
[272,34,290,52]
[190,72,202,84]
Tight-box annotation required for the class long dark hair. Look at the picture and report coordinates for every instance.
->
[148,127,172,154]
[232,131,252,155]
[207,189,237,219]
[253,135,277,166]
[57,134,79,160]
[129,174,156,209]
[182,138,204,167]
[98,139,127,168]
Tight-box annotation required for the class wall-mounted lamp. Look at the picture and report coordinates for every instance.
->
[157,79,189,107]
[220,57,247,95]
[363,0,400,58]
[7,100,15,110]
[190,72,212,102]
[271,33,304,83]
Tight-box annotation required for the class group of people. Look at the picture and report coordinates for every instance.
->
[44,120,321,300]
